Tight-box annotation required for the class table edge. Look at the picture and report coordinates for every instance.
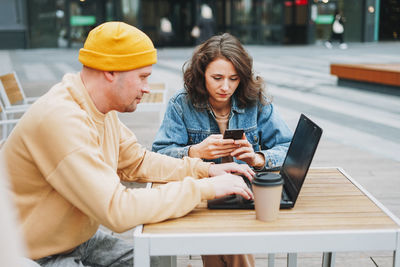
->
[336,167,400,226]
[133,167,400,239]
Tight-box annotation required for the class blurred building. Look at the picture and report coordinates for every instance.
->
[0,0,398,49]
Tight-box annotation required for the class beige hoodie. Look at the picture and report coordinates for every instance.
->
[2,73,215,259]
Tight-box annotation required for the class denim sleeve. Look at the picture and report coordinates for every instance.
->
[152,99,191,159]
[257,103,293,171]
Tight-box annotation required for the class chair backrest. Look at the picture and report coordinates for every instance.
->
[0,72,26,107]
[0,84,8,120]
[141,83,167,104]
[0,100,18,139]
[149,83,166,90]
[0,84,21,139]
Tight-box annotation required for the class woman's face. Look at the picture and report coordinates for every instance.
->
[204,57,240,107]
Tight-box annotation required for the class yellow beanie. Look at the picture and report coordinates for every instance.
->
[79,22,157,71]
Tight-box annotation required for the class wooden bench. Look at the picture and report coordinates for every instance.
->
[135,82,168,122]
[330,63,400,88]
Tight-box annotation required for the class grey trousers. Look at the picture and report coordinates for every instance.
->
[35,229,159,267]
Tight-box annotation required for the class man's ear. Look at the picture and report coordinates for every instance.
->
[103,71,116,82]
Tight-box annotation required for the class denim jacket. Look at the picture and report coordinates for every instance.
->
[152,89,293,170]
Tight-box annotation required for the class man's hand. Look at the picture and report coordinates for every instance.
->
[209,173,253,200]
[188,134,238,159]
[209,162,255,181]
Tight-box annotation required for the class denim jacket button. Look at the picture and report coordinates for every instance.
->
[267,159,273,167]
[254,135,258,143]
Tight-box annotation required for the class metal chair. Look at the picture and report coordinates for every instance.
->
[135,82,168,123]
[0,71,38,111]
[0,84,25,139]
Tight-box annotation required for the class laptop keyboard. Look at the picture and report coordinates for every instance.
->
[240,176,254,205]
[242,176,290,202]
[208,174,293,209]
[242,176,253,191]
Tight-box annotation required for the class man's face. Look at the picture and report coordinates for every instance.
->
[111,66,152,113]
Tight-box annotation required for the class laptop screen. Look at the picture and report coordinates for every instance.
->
[280,114,322,202]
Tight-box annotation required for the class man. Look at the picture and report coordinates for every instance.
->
[2,22,254,266]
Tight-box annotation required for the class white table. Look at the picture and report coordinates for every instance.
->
[133,167,400,266]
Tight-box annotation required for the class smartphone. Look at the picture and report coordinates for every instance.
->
[223,129,244,140]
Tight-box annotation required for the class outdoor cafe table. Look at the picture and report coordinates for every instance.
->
[133,167,400,267]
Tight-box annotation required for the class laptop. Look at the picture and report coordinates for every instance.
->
[207,113,323,210]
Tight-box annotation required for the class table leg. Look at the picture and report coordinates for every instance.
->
[394,250,399,267]
[394,232,400,267]
[134,237,150,267]
[322,252,335,267]
[268,253,275,267]
[287,253,297,267]
[159,256,177,267]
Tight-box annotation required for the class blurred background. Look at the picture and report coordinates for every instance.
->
[1,0,399,49]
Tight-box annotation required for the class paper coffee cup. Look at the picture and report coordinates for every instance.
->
[252,172,283,222]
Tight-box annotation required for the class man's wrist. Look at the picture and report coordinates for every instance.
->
[207,162,216,177]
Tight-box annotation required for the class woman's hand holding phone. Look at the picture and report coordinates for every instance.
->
[188,132,265,168]
[188,134,238,160]
[223,129,244,140]
[230,134,266,168]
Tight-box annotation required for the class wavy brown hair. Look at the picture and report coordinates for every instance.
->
[183,33,269,109]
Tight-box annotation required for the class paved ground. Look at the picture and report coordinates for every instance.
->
[1,41,400,266]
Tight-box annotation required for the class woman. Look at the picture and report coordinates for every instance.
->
[152,33,292,266]
[153,33,291,171]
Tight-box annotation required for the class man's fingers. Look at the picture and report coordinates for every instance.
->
[242,171,255,182]
[235,180,253,199]
[243,187,254,199]
[244,164,256,178]
[233,164,255,181]
[211,173,255,199]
